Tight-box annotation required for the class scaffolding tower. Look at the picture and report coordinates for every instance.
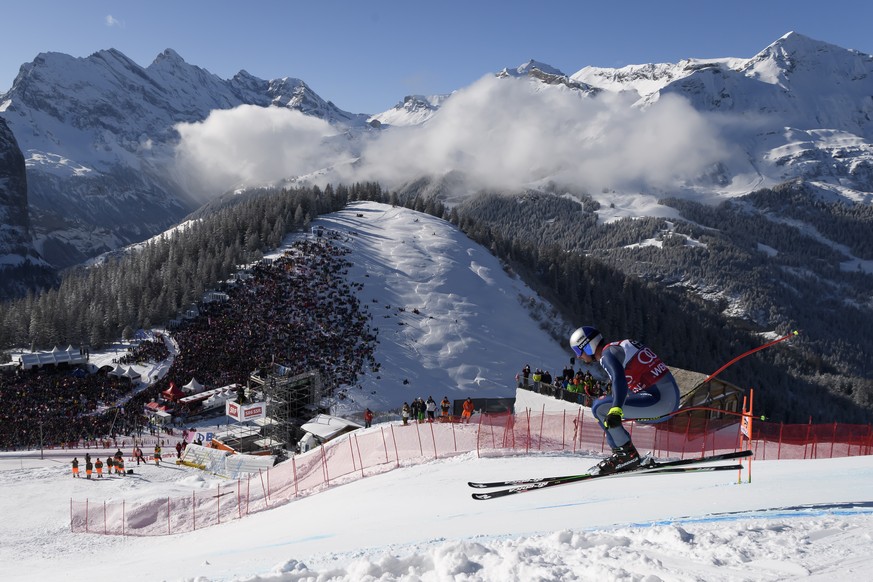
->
[248,366,328,451]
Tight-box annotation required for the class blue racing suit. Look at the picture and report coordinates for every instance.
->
[591,339,680,449]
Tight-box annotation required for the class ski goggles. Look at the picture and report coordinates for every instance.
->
[572,339,596,357]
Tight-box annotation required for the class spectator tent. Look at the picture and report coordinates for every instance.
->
[161,382,185,402]
[123,366,141,382]
[297,414,363,452]
[183,378,205,394]
[18,346,87,370]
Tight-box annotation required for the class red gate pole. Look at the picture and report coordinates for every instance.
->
[777,422,784,460]
[380,426,389,464]
[259,468,269,507]
[682,416,691,459]
[525,409,531,454]
[389,425,400,467]
[429,422,438,459]
[804,417,813,460]
[354,434,365,477]
[573,408,582,453]
[415,422,424,456]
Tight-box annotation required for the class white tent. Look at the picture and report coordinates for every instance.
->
[124,366,141,382]
[108,364,126,378]
[50,346,70,364]
[183,378,205,394]
[299,414,363,442]
[18,347,86,370]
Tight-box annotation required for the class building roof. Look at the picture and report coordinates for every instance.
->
[300,414,363,440]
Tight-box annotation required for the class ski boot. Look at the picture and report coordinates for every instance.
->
[589,442,642,475]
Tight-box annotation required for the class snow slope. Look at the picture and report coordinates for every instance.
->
[1,447,872,581]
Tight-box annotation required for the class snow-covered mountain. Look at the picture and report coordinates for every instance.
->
[1,32,873,297]
[0,48,370,275]
[573,33,873,201]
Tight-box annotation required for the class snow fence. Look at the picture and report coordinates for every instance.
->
[70,411,873,536]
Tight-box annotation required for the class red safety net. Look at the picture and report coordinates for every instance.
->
[70,412,872,536]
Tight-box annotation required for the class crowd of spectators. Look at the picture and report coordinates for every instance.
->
[0,364,144,449]
[518,363,609,407]
[118,337,169,366]
[1,231,379,450]
[152,233,378,416]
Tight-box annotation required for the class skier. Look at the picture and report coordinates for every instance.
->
[569,325,680,475]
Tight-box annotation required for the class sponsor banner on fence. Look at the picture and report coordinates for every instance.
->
[225,400,266,422]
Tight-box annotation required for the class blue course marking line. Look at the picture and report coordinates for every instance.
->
[622,501,873,529]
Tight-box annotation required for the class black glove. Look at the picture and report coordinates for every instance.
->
[605,406,624,428]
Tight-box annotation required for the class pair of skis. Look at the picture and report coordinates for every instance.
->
[468,450,751,500]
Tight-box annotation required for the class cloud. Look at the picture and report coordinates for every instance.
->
[173,76,732,200]
[105,15,123,27]
[173,104,345,200]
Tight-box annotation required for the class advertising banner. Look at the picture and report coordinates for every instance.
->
[225,400,266,422]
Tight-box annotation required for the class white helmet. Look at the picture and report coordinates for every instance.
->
[570,326,602,357]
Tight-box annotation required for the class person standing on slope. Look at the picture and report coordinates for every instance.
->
[569,325,680,475]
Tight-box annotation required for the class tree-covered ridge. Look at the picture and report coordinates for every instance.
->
[445,186,872,422]
[0,183,383,350]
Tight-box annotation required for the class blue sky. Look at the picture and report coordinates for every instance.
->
[2,0,872,114]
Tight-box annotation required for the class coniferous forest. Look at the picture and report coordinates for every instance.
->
[0,180,870,424]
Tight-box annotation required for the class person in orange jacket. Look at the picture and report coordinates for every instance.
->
[95,457,103,478]
[461,398,475,423]
[363,408,374,428]
[71,457,80,478]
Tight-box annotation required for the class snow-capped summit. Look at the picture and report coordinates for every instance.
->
[499,59,597,92]
[500,59,567,78]
[368,94,452,127]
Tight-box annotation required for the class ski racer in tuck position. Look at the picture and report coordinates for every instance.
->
[570,325,680,475]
